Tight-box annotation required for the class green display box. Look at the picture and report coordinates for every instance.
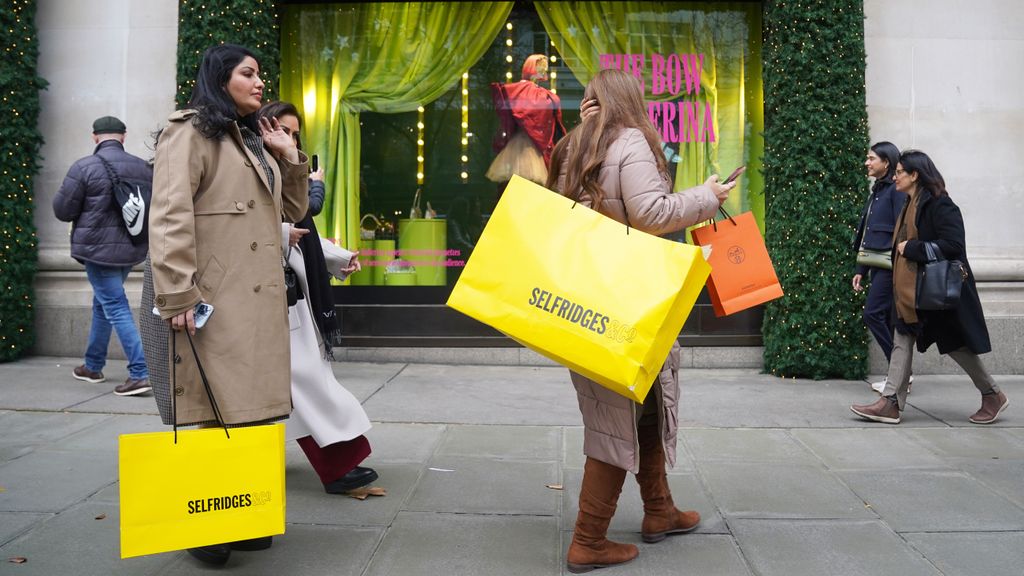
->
[398,219,447,286]
[349,239,374,286]
[372,239,396,285]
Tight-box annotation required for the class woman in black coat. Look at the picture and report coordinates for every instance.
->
[851,150,1007,425]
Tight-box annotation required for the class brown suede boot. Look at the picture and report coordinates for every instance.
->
[636,424,700,543]
[566,457,639,574]
[969,390,1009,424]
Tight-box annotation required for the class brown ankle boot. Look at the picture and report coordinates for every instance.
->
[566,457,639,574]
[969,390,1009,424]
[636,424,700,543]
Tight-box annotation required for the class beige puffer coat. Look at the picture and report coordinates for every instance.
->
[557,127,719,473]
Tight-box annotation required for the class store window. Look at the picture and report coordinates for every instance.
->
[280,1,763,300]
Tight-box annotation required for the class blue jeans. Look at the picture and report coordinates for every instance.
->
[84,262,148,380]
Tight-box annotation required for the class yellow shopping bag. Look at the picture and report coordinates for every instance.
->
[447,175,710,402]
[119,424,286,558]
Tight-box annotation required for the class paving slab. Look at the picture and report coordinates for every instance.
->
[839,470,1024,531]
[434,424,561,461]
[683,429,822,466]
[904,427,1024,460]
[285,461,421,527]
[730,519,941,576]
[903,532,1024,576]
[957,459,1024,508]
[407,455,559,515]
[66,392,160,416]
[61,414,166,452]
[790,428,952,470]
[563,425,698,473]
[362,422,446,463]
[0,449,117,513]
[0,512,50,547]
[153,525,383,576]
[0,357,117,411]
[0,411,112,453]
[329,361,406,403]
[678,373,945,428]
[364,511,560,576]
[697,463,874,519]
[0,501,174,576]
[560,468,726,535]
[363,364,583,425]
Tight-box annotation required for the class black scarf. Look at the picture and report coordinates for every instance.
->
[296,212,344,357]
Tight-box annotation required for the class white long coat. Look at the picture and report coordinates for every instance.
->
[282,225,371,446]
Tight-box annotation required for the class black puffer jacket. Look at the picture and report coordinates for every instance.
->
[52,140,151,266]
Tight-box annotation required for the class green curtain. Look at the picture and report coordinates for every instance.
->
[280,2,514,251]
[535,2,763,229]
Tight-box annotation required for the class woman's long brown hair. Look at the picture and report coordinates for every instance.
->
[546,68,668,207]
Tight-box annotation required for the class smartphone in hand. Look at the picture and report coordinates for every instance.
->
[722,165,746,185]
[311,154,319,173]
[193,302,214,329]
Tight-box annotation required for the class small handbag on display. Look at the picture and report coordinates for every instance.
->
[915,241,967,310]
[856,246,893,270]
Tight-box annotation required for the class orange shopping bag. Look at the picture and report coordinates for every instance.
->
[691,209,784,317]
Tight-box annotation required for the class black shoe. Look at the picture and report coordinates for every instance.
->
[230,536,273,551]
[324,466,379,494]
[187,543,231,565]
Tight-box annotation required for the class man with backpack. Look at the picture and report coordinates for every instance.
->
[53,116,152,396]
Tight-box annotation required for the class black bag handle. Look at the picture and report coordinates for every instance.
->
[710,205,737,233]
[922,241,943,263]
[171,325,230,443]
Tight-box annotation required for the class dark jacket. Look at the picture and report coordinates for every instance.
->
[853,178,907,275]
[308,178,325,217]
[52,140,151,266]
[901,193,991,355]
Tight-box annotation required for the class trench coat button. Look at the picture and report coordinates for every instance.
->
[254,284,261,293]
[244,159,253,167]
[236,202,245,211]
[156,296,165,306]
[250,241,258,251]
[174,386,184,396]
[248,199,256,208]
[173,354,182,364]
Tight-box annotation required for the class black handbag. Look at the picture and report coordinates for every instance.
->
[915,241,968,310]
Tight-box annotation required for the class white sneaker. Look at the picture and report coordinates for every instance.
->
[871,375,914,395]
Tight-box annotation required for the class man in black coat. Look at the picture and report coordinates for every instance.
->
[53,116,152,396]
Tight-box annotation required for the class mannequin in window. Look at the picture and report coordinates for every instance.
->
[486,54,566,186]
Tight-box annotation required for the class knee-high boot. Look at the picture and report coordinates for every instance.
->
[636,424,700,543]
[566,457,639,573]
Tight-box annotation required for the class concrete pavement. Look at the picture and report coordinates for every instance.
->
[1,356,1023,575]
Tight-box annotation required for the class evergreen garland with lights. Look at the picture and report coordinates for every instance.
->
[761,0,870,379]
[175,0,280,108]
[0,0,46,362]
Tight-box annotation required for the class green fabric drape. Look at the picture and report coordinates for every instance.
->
[280,2,514,251]
[535,2,763,229]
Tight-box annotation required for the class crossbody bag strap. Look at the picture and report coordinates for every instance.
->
[94,154,122,186]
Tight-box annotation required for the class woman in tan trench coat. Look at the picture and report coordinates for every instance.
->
[547,69,734,573]
[149,44,308,566]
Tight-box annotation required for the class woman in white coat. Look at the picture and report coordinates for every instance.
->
[262,102,379,494]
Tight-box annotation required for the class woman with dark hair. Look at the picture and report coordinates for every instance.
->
[851,150,1008,425]
[148,44,309,565]
[852,141,909,393]
[258,101,380,498]
[547,68,734,573]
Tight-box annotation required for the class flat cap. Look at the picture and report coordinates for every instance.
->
[92,116,126,134]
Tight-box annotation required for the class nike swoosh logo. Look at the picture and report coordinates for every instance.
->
[124,186,145,236]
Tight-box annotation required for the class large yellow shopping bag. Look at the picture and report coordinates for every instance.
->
[691,209,784,317]
[119,424,286,558]
[447,175,710,402]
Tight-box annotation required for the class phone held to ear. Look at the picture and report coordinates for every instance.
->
[311,154,319,173]
[722,165,746,185]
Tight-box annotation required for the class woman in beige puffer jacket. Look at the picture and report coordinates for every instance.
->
[547,68,734,573]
